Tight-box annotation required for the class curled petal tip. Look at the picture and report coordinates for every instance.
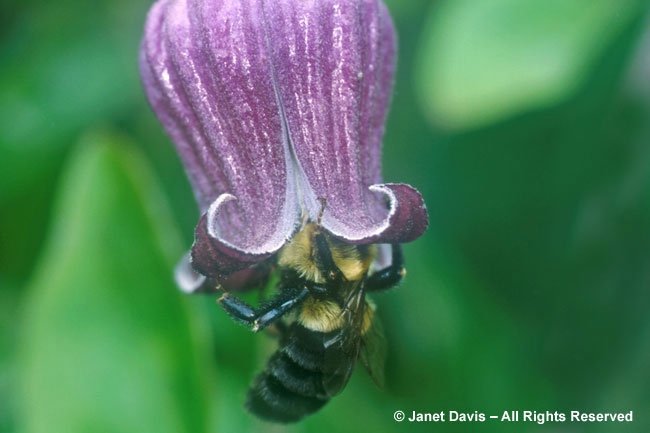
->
[205,193,237,241]
[190,211,276,280]
[369,183,429,243]
[322,183,428,245]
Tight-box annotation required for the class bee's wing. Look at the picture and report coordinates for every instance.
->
[320,287,366,397]
[359,303,387,389]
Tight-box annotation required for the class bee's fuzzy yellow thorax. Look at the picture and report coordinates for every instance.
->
[278,223,324,282]
[298,296,346,332]
[298,296,376,334]
[278,223,377,283]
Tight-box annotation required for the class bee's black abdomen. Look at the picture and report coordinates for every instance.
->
[268,352,327,398]
[282,323,328,371]
[246,324,334,423]
[246,370,328,423]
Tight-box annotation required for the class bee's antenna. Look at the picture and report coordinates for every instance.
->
[317,197,327,226]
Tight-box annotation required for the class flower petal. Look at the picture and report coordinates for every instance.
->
[174,253,207,294]
[140,0,300,277]
[265,0,427,243]
[176,249,271,293]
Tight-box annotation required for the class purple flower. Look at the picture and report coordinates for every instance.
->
[139,0,428,290]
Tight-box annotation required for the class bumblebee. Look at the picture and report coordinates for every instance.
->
[216,222,406,423]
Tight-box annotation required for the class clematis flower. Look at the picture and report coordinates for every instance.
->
[139,0,428,290]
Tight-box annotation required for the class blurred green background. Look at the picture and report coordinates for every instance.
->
[2,0,650,432]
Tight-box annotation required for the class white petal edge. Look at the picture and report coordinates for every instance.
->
[320,183,398,242]
[174,252,207,293]
[205,192,298,256]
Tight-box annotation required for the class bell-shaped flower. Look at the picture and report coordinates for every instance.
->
[139,0,428,290]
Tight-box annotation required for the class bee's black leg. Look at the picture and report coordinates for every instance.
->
[365,244,406,292]
[251,288,310,332]
[218,293,257,322]
[218,286,310,333]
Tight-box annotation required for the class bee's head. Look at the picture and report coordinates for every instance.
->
[277,223,377,284]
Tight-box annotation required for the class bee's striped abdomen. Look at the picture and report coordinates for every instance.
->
[246,324,336,423]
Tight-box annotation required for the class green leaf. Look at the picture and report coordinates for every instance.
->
[0,0,155,280]
[416,0,646,131]
[18,132,210,433]
[0,1,149,205]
